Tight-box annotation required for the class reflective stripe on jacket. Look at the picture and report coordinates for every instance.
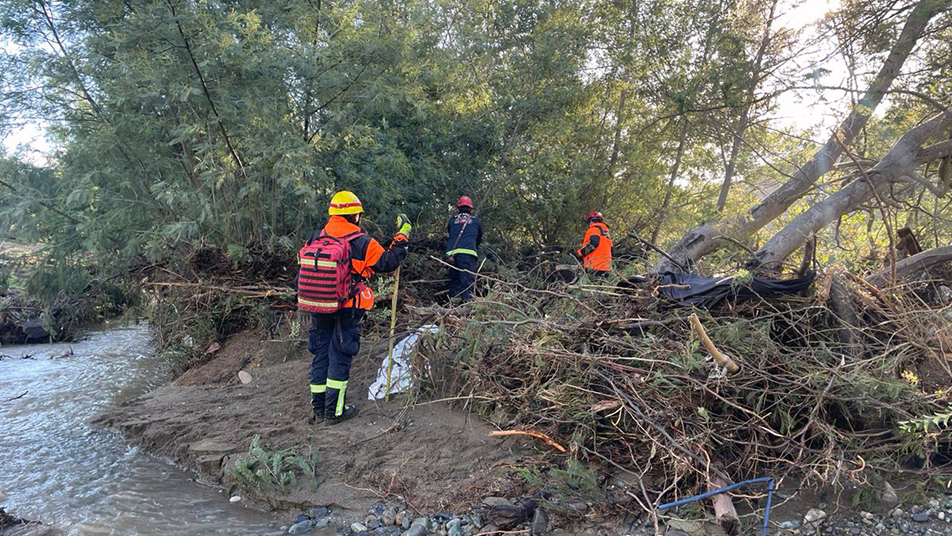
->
[314,216,407,310]
[578,222,612,271]
[445,213,482,257]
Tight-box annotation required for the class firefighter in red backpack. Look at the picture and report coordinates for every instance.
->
[576,211,613,274]
[297,191,411,424]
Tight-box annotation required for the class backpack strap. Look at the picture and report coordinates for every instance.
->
[450,217,471,252]
[340,231,366,242]
[309,229,365,245]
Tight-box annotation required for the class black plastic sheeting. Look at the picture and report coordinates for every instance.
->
[651,271,816,309]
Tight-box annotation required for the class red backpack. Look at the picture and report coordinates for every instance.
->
[297,231,365,314]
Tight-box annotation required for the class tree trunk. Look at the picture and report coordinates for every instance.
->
[717,117,747,212]
[867,245,952,287]
[608,88,628,173]
[651,118,689,244]
[716,0,778,213]
[753,110,952,268]
[653,0,947,273]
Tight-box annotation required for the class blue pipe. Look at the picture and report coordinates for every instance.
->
[657,477,775,536]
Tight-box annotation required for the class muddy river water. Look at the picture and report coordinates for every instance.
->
[0,325,284,535]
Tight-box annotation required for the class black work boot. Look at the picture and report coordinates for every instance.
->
[308,409,324,424]
[309,392,326,424]
[325,404,358,425]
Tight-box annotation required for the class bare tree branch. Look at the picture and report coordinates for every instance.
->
[653,0,949,273]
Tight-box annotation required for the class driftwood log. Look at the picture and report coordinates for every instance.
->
[867,245,952,287]
[709,475,740,535]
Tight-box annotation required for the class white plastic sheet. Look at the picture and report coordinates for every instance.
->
[368,324,439,400]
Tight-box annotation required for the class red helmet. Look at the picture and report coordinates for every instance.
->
[587,211,603,222]
[457,196,474,208]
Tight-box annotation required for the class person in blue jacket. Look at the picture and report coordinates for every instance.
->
[445,196,483,302]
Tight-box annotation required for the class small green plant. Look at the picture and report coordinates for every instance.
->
[228,435,323,495]
[899,405,952,434]
[517,459,610,516]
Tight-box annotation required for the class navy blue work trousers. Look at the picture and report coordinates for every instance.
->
[308,308,364,417]
[448,253,477,302]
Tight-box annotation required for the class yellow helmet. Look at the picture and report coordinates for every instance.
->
[328,190,364,215]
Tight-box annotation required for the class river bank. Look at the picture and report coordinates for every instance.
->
[89,324,952,536]
[93,329,526,518]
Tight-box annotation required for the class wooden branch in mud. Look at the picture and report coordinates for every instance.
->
[689,314,740,373]
[709,475,740,535]
[867,246,952,287]
[489,430,567,452]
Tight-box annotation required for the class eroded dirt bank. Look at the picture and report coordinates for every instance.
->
[93,331,523,516]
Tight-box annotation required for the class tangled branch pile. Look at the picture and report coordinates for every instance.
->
[413,266,952,506]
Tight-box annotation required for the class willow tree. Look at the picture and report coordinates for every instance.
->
[654,0,951,273]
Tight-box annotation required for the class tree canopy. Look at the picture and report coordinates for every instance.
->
[1,0,950,283]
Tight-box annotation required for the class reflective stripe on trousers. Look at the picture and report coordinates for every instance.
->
[326,378,348,416]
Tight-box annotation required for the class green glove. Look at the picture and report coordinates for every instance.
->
[396,213,412,238]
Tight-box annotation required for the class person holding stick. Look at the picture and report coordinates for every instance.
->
[297,191,411,424]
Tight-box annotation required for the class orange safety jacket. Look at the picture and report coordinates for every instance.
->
[577,221,613,271]
[315,216,408,310]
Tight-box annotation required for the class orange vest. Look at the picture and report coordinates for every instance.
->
[321,216,386,310]
[579,222,612,271]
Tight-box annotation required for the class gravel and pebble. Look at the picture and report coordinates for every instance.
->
[283,498,545,536]
[279,494,952,536]
[757,496,952,536]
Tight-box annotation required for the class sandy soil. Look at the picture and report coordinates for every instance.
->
[93,330,524,516]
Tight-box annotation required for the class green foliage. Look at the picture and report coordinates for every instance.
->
[0,0,949,319]
[517,459,610,516]
[228,435,323,495]
[899,406,952,435]
[0,261,10,294]
[0,0,874,275]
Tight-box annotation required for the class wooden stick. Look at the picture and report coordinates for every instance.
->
[709,475,740,536]
[688,313,740,373]
[385,267,401,402]
[489,430,567,452]
[146,281,294,297]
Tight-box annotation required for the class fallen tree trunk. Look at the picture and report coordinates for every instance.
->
[652,0,948,273]
[867,245,952,287]
[752,110,952,268]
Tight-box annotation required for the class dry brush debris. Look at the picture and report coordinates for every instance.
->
[408,266,952,511]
